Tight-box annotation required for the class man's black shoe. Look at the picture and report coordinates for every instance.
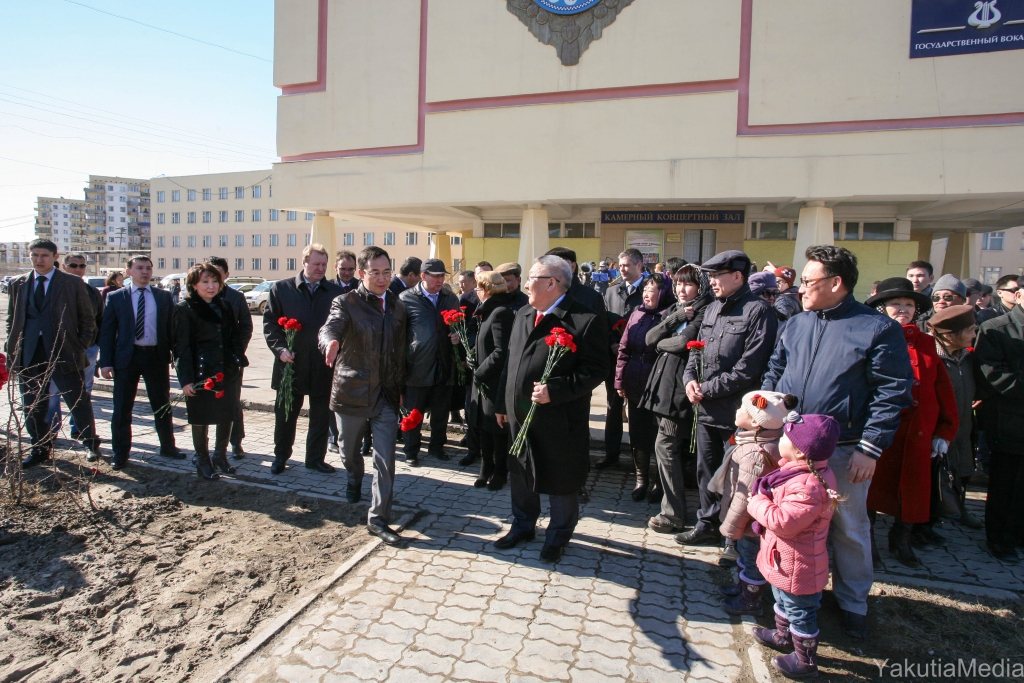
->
[674,526,720,546]
[110,457,128,471]
[407,458,421,468]
[540,544,564,562]
[987,542,1020,562]
[70,430,81,440]
[21,448,51,469]
[429,450,450,461]
[594,455,620,470]
[306,462,336,474]
[459,453,479,467]
[493,529,535,550]
[230,444,245,461]
[270,459,287,475]
[840,609,869,639]
[327,442,340,454]
[345,485,361,504]
[367,523,402,546]
[159,447,187,460]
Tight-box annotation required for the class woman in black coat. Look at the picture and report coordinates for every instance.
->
[174,263,248,480]
[467,272,516,490]
[639,264,714,533]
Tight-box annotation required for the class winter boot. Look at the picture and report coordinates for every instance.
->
[631,449,651,502]
[718,574,742,598]
[211,422,236,475]
[888,520,920,568]
[910,521,946,548]
[722,572,767,616]
[957,487,984,529]
[772,630,819,679]
[191,426,219,481]
[752,604,794,652]
[475,452,494,488]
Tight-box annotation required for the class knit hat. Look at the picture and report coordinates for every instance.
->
[748,272,778,296]
[741,391,798,430]
[927,304,976,334]
[933,274,967,300]
[773,266,796,286]
[783,413,840,461]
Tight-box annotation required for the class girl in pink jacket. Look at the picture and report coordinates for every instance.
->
[747,413,841,680]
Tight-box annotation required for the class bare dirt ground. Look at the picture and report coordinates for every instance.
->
[0,460,367,683]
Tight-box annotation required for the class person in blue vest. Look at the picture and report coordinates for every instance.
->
[99,255,184,469]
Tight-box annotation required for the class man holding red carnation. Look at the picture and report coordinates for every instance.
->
[320,246,408,546]
[495,255,609,562]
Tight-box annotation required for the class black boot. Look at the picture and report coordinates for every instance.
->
[594,453,620,470]
[475,451,494,488]
[191,426,219,481]
[631,449,650,502]
[211,422,236,475]
[888,520,920,568]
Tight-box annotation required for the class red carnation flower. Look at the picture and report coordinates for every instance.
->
[214,372,225,383]
[966,346,975,353]
[204,378,215,390]
[611,319,627,333]
[215,390,225,399]
[686,340,707,351]
[400,408,424,432]
[278,316,288,327]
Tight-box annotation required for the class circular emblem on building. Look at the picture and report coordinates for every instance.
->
[533,0,603,15]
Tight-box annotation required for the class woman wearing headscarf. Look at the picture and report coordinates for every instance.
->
[640,264,714,531]
[467,271,517,490]
[864,278,958,568]
[615,272,677,502]
[928,305,983,529]
[173,263,248,480]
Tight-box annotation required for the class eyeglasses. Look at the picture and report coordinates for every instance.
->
[64,263,86,269]
[931,294,960,303]
[526,275,559,283]
[998,288,1019,293]
[364,270,391,279]
[799,276,830,287]
[759,290,780,297]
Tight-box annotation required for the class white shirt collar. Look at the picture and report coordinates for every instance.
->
[35,267,55,279]
[540,293,567,316]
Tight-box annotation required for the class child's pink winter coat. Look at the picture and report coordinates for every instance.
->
[747,459,838,596]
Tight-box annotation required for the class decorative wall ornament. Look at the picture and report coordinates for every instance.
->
[506,0,636,66]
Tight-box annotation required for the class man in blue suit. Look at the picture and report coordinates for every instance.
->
[99,255,183,469]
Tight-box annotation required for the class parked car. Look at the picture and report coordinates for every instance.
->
[160,273,188,289]
[230,282,258,294]
[225,276,265,287]
[245,281,274,313]
[0,276,11,293]
[83,276,106,289]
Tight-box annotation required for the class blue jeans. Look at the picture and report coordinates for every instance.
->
[771,586,820,637]
[828,444,874,616]
[737,535,764,582]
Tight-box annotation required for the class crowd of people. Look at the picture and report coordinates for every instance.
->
[5,236,1024,679]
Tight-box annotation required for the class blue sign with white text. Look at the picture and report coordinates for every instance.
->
[911,0,1024,57]
[534,0,603,15]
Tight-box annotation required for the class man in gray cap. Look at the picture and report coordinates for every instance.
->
[399,258,461,466]
[920,274,967,332]
[678,250,778,550]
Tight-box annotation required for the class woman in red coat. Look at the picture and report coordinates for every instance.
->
[865,278,959,568]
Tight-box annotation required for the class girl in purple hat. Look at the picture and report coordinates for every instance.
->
[746,412,842,680]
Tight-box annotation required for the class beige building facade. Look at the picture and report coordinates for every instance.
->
[150,170,462,280]
[268,0,1024,299]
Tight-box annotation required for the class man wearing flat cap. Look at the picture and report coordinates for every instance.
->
[495,262,530,312]
[679,250,778,551]
[399,258,461,466]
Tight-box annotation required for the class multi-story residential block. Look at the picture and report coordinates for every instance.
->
[0,241,33,274]
[150,170,462,279]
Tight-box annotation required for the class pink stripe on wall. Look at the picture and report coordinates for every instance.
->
[279,0,1024,162]
[279,0,328,95]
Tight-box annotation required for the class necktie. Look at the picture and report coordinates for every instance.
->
[381,296,386,313]
[535,311,544,328]
[627,284,635,297]
[135,288,146,340]
[34,274,46,309]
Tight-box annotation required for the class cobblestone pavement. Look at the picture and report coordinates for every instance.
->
[19,395,1024,683]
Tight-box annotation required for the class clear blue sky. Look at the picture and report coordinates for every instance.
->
[0,0,278,241]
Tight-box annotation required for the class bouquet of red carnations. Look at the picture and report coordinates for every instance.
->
[441,307,474,384]
[400,408,424,432]
[276,317,302,420]
[687,340,706,451]
[155,372,225,417]
[509,327,577,457]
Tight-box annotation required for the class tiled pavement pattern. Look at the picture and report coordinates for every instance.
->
[21,396,1024,682]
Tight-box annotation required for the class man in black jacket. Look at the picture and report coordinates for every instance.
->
[206,256,254,459]
[61,253,103,439]
[978,274,1018,324]
[264,244,342,474]
[495,262,530,312]
[679,250,777,547]
[399,258,460,465]
[389,256,421,297]
[493,255,609,561]
[598,248,647,470]
[333,250,358,293]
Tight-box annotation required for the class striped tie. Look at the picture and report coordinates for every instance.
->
[135,288,146,341]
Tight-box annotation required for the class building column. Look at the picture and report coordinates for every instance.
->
[518,206,550,269]
[793,201,834,274]
[310,211,336,264]
[943,232,975,280]
[430,231,453,272]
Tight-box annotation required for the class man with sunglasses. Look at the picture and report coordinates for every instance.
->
[978,274,1018,324]
[919,274,967,332]
[64,254,104,433]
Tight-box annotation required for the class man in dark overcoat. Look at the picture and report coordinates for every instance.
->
[264,244,342,474]
[495,255,609,561]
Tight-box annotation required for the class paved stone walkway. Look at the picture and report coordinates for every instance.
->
[19,395,1023,683]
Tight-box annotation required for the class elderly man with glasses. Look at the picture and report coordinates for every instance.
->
[918,274,967,332]
[493,256,609,561]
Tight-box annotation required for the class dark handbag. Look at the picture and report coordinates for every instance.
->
[930,453,963,521]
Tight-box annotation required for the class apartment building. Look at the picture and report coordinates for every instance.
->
[33,175,150,274]
[150,170,463,279]
[0,241,32,274]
